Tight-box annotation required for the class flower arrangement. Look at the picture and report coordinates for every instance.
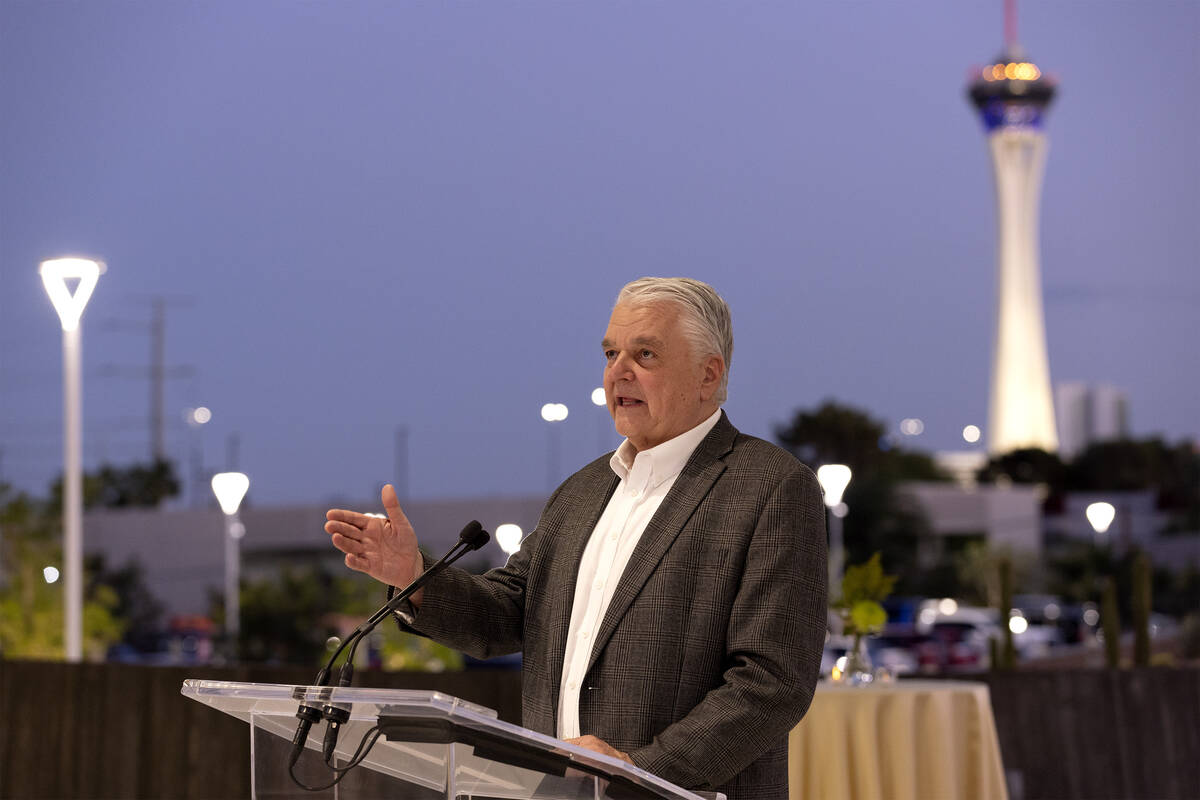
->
[833,552,897,659]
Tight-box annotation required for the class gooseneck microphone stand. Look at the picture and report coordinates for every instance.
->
[287,520,490,791]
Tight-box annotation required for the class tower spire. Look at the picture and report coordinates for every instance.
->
[967,12,1059,455]
[1005,0,1018,52]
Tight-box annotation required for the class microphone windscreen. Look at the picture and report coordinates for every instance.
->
[458,520,490,550]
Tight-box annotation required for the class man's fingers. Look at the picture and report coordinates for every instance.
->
[327,508,371,526]
[564,736,631,764]
[325,519,369,539]
[331,533,368,556]
[381,484,413,528]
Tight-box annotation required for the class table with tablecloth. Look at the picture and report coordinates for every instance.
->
[789,679,1008,800]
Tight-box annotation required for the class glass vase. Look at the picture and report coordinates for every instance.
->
[833,634,875,685]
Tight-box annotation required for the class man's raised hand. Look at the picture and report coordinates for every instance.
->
[326,484,424,601]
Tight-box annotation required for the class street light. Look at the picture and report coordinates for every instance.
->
[816,464,852,597]
[540,403,568,492]
[211,472,249,649]
[495,523,523,556]
[590,387,612,452]
[41,256,104,661]
[185,407,212,508]
[1086,501,1115,546]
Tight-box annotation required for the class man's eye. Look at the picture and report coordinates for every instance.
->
[604,350,617,360]
[640,349,654,359]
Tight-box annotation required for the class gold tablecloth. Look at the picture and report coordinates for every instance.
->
[789,680,1008,800]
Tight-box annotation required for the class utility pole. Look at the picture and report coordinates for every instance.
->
[99,295,194,463]
[226,431,240,471]
[150,298,166,461]
[395,425,409,501]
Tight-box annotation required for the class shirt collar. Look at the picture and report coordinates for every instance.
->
[609,408,723,492]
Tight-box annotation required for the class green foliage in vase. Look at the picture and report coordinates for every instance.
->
[834,552,897,639]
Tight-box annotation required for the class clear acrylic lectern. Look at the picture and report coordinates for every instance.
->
[182,680,725,800]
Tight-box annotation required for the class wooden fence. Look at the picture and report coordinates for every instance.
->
[1,659,1196,799]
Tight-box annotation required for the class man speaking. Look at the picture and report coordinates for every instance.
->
[326,277,827,799]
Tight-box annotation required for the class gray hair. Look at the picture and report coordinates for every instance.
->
[615,277,733,403]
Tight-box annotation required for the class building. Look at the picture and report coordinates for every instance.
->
[901,481,1043,564]
[967,35,1059,455]
[1054,382,1130,458]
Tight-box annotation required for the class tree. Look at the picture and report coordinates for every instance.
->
[977,448,1066,487]
[978,436,1200,530]
[88,554,164,652]
[50,458,180,510]
[222,564,348,664]
[0,485,125,660]
[774,400,948,593]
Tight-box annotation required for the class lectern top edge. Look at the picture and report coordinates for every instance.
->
[182,678,499,719]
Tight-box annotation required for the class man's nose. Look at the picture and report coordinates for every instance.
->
[607,351,636,377]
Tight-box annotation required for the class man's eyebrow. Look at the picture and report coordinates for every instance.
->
[601,336,665,349]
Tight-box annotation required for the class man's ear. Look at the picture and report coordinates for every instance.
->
[698,354,725,401]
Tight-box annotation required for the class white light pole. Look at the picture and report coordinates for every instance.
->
[41,256,103,662]
[591,387,610,453]
[211,472,249,648]
[1086,501,1115,547]
[540,402,568,492]
[817,464,852,596]
[185,406,212,508]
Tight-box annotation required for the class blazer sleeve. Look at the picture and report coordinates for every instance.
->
[395,528,535,660]
[627,462,828,789]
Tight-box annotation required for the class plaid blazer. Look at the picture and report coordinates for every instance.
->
[407,413,827,799]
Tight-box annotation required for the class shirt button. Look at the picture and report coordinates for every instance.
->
[568,681,578,690]
[593,581,603,591]
[579,630,590,639]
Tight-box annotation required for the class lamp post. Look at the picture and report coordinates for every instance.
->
[185,406,212,508]
[540,403,568,492]
[40,256,103,662]
[816,464,852,596]
[591,387,610,452]
[1086,501,1115,547]
[211,472,249,649]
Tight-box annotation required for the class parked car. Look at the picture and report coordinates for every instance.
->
[873,625,947,675]
[928,620,996,673]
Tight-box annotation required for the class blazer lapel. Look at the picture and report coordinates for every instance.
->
[586,414,737,673]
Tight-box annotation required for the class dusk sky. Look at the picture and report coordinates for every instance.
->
[2,1,1196,510]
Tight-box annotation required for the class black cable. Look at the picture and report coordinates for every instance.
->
[287,725,385,792]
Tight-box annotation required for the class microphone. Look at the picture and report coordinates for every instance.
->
[315,520,491,765]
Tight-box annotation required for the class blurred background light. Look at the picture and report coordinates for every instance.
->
[1086,501,1116,534]
[540,403,568,422]
[495,523,523,555]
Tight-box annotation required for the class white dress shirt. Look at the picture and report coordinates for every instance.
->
[556,408,722,739]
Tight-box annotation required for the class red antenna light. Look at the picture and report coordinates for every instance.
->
[1005,0,1018,51]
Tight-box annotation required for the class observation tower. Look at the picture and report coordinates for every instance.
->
[968,1,1059,454]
